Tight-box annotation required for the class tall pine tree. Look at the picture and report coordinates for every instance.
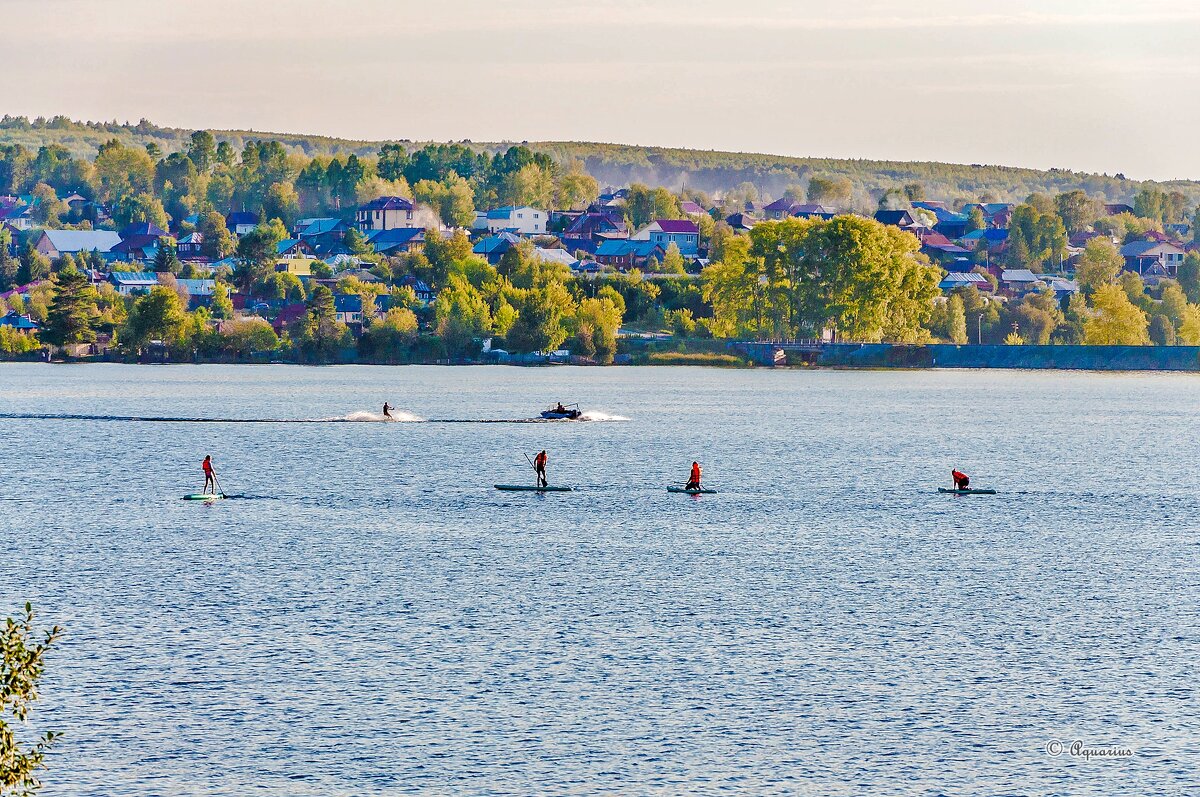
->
[43,266,97,347]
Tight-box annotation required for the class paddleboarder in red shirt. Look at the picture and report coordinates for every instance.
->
[533,450,548,488]
[686,461,702,491]
[952,469,970,490]
[203,455,217,495]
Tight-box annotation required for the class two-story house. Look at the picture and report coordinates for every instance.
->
[633,219,700,256]
[357,196,415,232]
[485,206,546,236]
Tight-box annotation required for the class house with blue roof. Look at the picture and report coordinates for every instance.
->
[595,239,666,270]
[938,272,992,292]
[473,232,522,265]
[485,206,546,236]
[0,310,39,332]
[365,227,425,255]
[333,293,364,327]
[176,279,217,310]
[108,271,160,296]
[226,212,259,236]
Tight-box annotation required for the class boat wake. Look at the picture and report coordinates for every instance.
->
[0,411,628,424]
[335,411,425,423]
[578,410,631,422]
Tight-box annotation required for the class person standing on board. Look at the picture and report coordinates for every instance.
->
[383,402,394,420]
[952,469,970,490]
[686,461,703,491]
[202,455,217,495]
[534,450,549,488]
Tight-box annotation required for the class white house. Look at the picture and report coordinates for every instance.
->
[485,206,546,236]
[357,196,415,231]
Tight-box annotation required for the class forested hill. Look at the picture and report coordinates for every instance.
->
[3,115,1198,206]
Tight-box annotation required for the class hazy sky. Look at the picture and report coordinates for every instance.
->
[5,0,1200,180]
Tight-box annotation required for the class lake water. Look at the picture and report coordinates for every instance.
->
[1,363,1197,796]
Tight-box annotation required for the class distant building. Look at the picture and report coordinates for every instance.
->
[633,219,700,256]
[333,293,364,326]
[1120,240,1187,277]
[108,271,159,296]
[357,196,415,232]
[485,206,547,236]
[594,239,667,270]
[0,310,39,332]
[226,212,259,236]
[33,230,122,259]
[365,227,425,255]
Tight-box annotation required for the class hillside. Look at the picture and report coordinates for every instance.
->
[3,114,1199,206]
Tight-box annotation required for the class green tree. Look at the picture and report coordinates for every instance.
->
[210,281,234,320]
[806,175,853,206]
[219,317,278,357]
[661,242,686,274]
[0,603,63,797]
[434,275,492,356]
[234,219,287,294]
[1159,281,1189,330]
[188,130,217,173]
[42,266,97,347]
[1054,190,1101,234]
[198,212,236,261]
[1084,283,1150,345]
[16,245,50,286]
[556,171,600,210]
[29,184,66,228]
[625,184,682,229]
[359,307,419,362]
[572,296,623,363]
[505,282,575,353]
[295,285,352,362]
[1178,252,1200,303]
[946,294,968,344]
[153,240,181,274]
[965,206,986,232]
[124,286,188,348]
[93,139,155,203]
[1075,238,1124,294]
[1149,314,1176,346]
[112,193,170,231]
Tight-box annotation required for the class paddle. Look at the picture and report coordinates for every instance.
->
[213,473,226,498]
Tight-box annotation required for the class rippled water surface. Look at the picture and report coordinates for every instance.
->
[1,363,1198,795]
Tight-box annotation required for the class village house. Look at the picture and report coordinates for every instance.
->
[333,294,364,327]
[594,239,666,270]
[633,219,700,256]
[0,310,39,333]
[356,196,415,232]
[484,206,547,236]
[176,232,204,258]
[33,229,122,259]
[226,212,259,236]
[473,232,522,265]
[562,210,628,243]
[365,227,425,255]
[1120,240,1187,277]
[108,271,159,296]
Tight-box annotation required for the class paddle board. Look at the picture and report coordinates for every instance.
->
[667,487,718,494]
[183,493,226,501]
[494,485,573,492]
[938,487,997,495]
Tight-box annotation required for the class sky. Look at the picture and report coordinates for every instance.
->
[4,0,1200,180]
